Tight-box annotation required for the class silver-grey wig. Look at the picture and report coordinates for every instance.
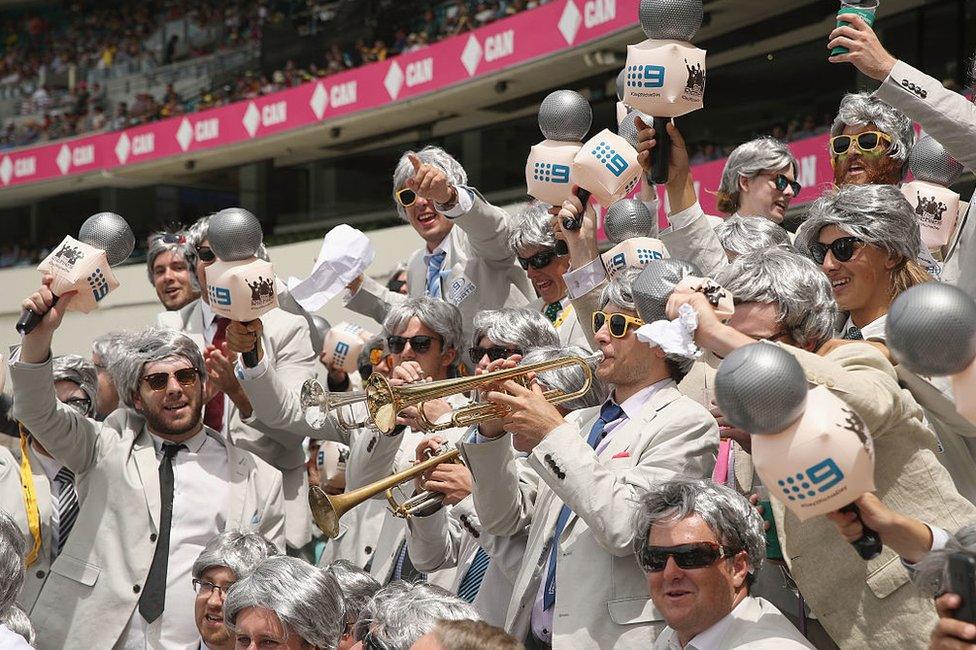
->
[508,200,557,254]
[383,297,463,352]
[325,559,381,631]
[0,605,33,645]
[633,478,766,586]
[354,581,478,650]
[392,145,468,221]
[831,92,915,170]
[224,556,344,649]
[471,308,559,350]
[52,354,99,417]
[521,345,610,411]
[714,215,793,259]
[0,510,25,616]
[111,327,207,409]
[914,523,976,596]
[716,138,797,214]
[715,248,837,349]
[145,230,199,289]
[191,531,280,581]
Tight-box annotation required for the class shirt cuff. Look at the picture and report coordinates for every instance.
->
[564,257,607,300]
[235,356,269,381]
[466,425,499,444]
[438,186,475,219]
[901,524,950,569]
[668,201,705,230]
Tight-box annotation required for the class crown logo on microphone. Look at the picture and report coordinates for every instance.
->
[247,275,276,305]
[683,59,705,98]
[54,244,83,266]
[915,192,949,225]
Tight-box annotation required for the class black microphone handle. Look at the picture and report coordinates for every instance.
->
[16,293,59,335]
[562,188,591,231]
[650,117,670,185]
[840,503,883,560]
[242,347,259,368]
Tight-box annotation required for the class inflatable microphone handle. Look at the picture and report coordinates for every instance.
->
[561,188,591,231]
[839,503,883,560]
[650,117,670,185]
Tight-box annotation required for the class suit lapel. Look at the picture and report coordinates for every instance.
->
[224,436,251,528]
[183,300,207,351]
[132,429,161,531]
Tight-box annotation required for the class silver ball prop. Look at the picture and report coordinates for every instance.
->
[605,199,658,244]
[617,109,651,150]
[208,207,264,262]
[631,258,700,324]
[538,90,592,142]
[714,343,808,435]
[616,68,626,102]
[909,134,964,187]
[886,282,976,376]
[638,0,703,42]
[78,212,135,267]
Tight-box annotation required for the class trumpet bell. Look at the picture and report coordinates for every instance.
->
[365,373,399,434]
[301,379,330,429]
[309,485,340,538]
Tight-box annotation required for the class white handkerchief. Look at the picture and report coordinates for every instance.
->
[634,303,701,358]
[285,225,375,311]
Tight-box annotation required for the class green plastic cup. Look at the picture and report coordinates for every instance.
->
[831,0,879,56]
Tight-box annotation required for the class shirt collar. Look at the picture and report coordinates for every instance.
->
[844,314,887,342]
[147,426,209,456]
[425,236,450,261]
[672,597,751,650]
[29,443,62,482]
[613,377,674,422]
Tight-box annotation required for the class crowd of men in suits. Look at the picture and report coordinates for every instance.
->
[3,13,976,650]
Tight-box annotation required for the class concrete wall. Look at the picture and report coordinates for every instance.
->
[0,224,423,362]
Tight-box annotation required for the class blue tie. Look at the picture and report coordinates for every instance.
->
[543,401,624,610]
[457,547,490,602]
[426,250,447,298]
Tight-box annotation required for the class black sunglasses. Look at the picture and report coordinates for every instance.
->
[809,236,864,265]
[62,396,92,416]
[387,334,442,354]
[195,244,216,263]
[592,310,644,338]
[767,173,801,195]
[639,542,737,573]
[517,248,558,270]
[468,346,523,365]
[142,367,200,391]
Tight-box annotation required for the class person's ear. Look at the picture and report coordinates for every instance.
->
[731,551,751,590]
[132,390,143,412]
[441,346,457,368]
[737,174,751,196]
[884,253,902,271]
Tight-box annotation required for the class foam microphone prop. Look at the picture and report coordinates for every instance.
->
[17,212,135,335]
[601,199,668,278]
[205,207,278,368]
[526,90,592,210]
[631,258,733,324]
[624,0,707,184]
[615,68,629,126]
[714,343,881,560]
[886,282,976,425]
[321,321,373,373]
[900,133,964,251]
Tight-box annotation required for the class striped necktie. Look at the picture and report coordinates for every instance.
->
[457,547,490,602]
[426,251,447,298]
[52,466,79,557]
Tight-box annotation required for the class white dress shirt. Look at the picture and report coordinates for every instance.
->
[119,428,230,650]
[530,379,675,643]
[842,314,886,342]
[653,596,814,649]
[29,444,68,556]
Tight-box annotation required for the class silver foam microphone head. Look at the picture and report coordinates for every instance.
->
[886,282,976,376]
[208,207,264,261]
[909,134,964,187]
[714,343,807,435]
[538,90,592,142]
[639,0,703,41]
[78,212,135,267]
[617,109,650,150]
[605,199,658,244]
[616,68,626,101]
[631,258,700,324]
[309,314,332,354]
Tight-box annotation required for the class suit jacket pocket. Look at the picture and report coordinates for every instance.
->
[865,554,910,599]
[607,596,664,625]
[50,554,100,587]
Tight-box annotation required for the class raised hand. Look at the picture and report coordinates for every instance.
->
[407,153,456,205]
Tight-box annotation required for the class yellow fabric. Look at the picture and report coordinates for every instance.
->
[18,427,42,567]
[552,302,575,330]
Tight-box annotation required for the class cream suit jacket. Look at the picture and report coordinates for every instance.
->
[10,356,284,650]
[459,385,719,648]
[766,342,976,649]
[527,297,592,351]
[345,190,534,365]
[157,300,317,549]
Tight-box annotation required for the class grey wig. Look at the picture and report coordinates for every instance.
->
[111,327,207,409]
[383,297,463,352]
[714,215,793,259]
[191,531,280,581]
[52,354,99,417]
[392,145,468,221]
[471,307,559,350]
[0,510,25,616]
[145,230,199,290]
[354,581,478,650]
[831,92,915,173]
[717,138,797,213]
[508,200,557,254]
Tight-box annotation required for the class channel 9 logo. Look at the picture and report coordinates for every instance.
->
[591,141,628,178]
[88,268,110,301]
[208,285,232,306]
[626,63,665,89]
[532,162,570,184]
[775,458,845,502]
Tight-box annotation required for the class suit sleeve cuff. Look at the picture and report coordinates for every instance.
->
[235,355,269,380]
[438,186,475,218]
[564,258,607,300]
[668,201,705,230]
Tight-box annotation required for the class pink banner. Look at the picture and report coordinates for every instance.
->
[0,0,640,189]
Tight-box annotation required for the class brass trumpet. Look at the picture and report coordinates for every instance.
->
[309,446,462,538]
[300,379,370,431]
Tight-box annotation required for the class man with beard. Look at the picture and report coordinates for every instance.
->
[828,91,915,187]
[11,278,284,650]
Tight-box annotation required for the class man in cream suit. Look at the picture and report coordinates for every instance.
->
[670,248,976,648]
[345,146,534,369]
[157,215,317,553]
[460,271,719,649]
[12,282,283,650]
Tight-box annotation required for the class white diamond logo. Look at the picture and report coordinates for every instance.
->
[461,35,482,77]
[384,61,404,100]
[558,0,582,45]
[176,118,193,151]
[56,145,71,175]
[115,133,131,164]
[243,102,261,138]
[0,156,11,185]
[310,83,328,120]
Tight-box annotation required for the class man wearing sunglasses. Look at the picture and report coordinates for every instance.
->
[508,202,591,350]
[10,284,284,649]
[345,146,532,372]
[635,479,813,649]
[634,117,799,278]
[146,230,200,312]
[0,354,98,615]
[828,92,914,187]
[158,213,319,556]
[459,270,718,649]
[666,248,976,649]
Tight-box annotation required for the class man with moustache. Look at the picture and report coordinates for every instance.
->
[828,91,915,187]
[11,279,283,650]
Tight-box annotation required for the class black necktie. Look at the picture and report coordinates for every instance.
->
[139,443,185,623]
[842,325,863,340]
